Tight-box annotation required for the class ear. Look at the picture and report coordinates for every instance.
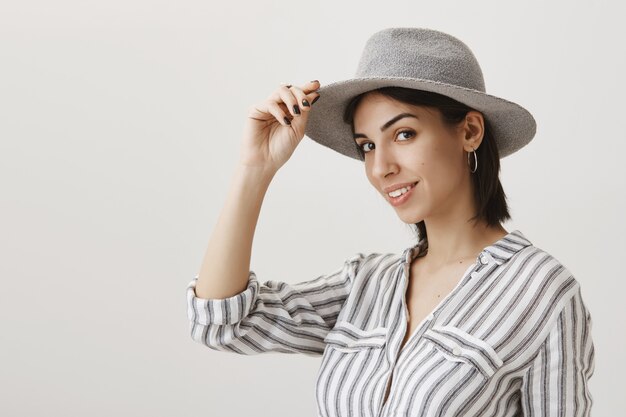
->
[462,111,485,151]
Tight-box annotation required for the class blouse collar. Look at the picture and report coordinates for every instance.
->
[403,229,533,267]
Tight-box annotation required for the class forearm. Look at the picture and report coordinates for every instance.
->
[194,163,275,299]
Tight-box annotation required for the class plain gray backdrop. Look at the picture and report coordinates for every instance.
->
[1,1,623,416]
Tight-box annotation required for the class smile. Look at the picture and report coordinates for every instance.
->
[387,181,418,206]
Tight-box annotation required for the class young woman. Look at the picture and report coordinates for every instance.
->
[186,27,594,417]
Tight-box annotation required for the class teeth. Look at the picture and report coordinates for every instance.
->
[388,182,417,198]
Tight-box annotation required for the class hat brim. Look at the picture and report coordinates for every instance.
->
[304,76,537,161]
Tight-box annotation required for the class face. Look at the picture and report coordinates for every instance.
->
[352,92,484,224]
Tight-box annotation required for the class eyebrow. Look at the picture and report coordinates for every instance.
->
[353,113,419,141]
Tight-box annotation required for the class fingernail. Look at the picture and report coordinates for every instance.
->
[293,104,301,115]
[302,99,310,107]
[310,80,319,83]
[283,116,291,125]
[311,94,320,105]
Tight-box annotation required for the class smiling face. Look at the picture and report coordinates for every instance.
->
[353,92,484,225]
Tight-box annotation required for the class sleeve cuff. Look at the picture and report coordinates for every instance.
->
[186,271,260,325]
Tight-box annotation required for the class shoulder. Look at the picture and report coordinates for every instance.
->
[309,251,403,289]
[339,250,406,290]
[454,243,590,365]
[504,243,582,297]
[494,243,587,347]
[346,250,405,273]
[522,244,591,320]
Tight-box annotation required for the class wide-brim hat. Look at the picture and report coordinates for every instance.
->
[304,27,537,161]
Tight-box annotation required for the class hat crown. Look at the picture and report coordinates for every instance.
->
[355,27,486,92]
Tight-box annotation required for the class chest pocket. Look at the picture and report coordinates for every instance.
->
[422,325,503,379]
[323,320,388,353]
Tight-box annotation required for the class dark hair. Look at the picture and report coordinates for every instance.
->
[343,87,511,243]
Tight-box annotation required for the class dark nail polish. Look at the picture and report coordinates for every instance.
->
[293,105,301,115]
[311,94,320,105]
[283,116,291,125]
[302,99,310,107]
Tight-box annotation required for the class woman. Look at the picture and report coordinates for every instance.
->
[186,28,595,417]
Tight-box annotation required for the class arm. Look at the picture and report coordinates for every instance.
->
[186,253,364,356]
[189,160,364,356]
[519,286,595,416]
[193,163,274,301]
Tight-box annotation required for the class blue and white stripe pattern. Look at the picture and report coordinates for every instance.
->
[186,229,595,416]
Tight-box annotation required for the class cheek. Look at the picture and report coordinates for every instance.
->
[420,160,462,198]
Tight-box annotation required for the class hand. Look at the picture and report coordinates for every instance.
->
[239,80,321,174]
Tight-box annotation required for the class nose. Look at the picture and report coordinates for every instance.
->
[371,143,398,180]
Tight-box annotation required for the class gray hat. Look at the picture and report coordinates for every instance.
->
[304,27,537,161]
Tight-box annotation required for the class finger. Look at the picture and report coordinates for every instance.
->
[308,91,321,106]
[301,79,320,94]
[288,85,315,112]
[267,101,293,127]
[301,80,321,106]
[268,85,301,118]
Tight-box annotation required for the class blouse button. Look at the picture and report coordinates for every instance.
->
[470,271,479,279]
[480,254,489,265]
[426,313,434,321]
[452,345,461,355]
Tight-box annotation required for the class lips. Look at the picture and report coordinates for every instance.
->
[383,181,419,194]
[386,181,418,207]
[387,181,418,196]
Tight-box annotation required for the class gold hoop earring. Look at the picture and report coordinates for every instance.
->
[468,147,478,173]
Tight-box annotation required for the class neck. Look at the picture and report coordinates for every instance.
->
[418,221,508,271]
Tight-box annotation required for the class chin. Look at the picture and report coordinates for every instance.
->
[396,210,424,225]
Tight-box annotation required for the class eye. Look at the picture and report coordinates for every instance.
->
[357,129,416,155]
[397,129,415,141]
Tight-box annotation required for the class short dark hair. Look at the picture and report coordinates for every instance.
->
[343,86,511,242]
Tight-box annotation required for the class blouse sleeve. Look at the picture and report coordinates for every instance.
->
[185,253,365,357]
[519,286,595,416]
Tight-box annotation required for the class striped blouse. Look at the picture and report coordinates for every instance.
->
[186,229,595,417]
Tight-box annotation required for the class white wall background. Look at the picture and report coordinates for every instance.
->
[1,1,623,415]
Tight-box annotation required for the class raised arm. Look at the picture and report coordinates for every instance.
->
[189,80,344,356]
[194,79,321,301]
[193,163,274,301]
